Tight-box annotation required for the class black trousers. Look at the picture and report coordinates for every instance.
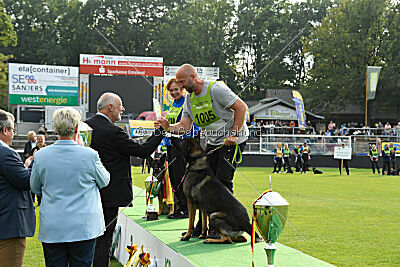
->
[382,161,391,175]
[338,159,349,175]
[42,239,96,267]
[273,157,282,172]
[93,207,118,267]
[301,154,309,172]
[167,146,187,212]
[283,156,290,170]
[390,158,396,171]
[295,156,301,171]
[205,142,246,193]
[371,159,380,173]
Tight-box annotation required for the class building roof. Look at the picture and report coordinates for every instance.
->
[249,97,324,120]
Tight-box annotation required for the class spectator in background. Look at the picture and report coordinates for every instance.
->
[377,121,384,128]
[369,144,380,174]
[325,129,331,136]
[300,142,310,174]
[395,122,400,135]
[0,109,35,266]
[384,122,392,136]
[273,143,283,173]
[389,142,396,172]
[23,130,37,160]
[31,107,110,267]
[306,120,312,134]
[38,123,47,136]
[251,119,257,127]
[381,144,391,175]
[34,134,46,150]
[338,143,350,175]
[292,144,302,172]
[328,121,335,136]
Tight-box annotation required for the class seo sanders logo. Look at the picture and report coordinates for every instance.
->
[25,75,37,84]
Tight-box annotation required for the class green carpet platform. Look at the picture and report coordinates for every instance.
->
[113,187,334,267]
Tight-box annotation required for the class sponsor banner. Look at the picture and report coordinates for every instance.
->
[8,63,79,106]
[366,66,382,100]
[80,54,163,76]
[334,146,352,160]
[129,120,155,137]
[163,66,219,83]
[292,90,306,128]
[382,142,400,154]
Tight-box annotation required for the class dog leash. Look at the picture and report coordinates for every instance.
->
[206,141,242,164]
[171,174,185,193]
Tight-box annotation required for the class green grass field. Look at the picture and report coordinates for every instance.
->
[25,167,400,266]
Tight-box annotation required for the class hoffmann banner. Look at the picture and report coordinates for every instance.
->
[8,63,79,106]
[80,54,163,76]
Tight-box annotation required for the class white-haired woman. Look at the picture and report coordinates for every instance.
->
[30,107,110,267]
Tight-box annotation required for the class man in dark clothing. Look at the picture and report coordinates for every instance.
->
[381,144,391,175]
[292,144,302,172]
[86,93,165,267]
[389,142,397,173]
[23,131,37,160]
[0,110,35,266]
[369,144,380,174]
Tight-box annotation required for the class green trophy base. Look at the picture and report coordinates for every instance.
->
[265,242,277,267]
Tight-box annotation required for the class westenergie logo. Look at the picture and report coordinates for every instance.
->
[20,96,68,105]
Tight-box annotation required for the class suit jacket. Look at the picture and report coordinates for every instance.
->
[85,115,164,207]
[0,141,35,240]
[30,140,110,243]
[23,140,35,158]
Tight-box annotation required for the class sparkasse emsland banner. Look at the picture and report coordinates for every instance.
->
[8,63,79,106]
[79,54,163,76]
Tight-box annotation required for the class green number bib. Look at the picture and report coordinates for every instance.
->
[165,100,183,125]
[190,81,220,127]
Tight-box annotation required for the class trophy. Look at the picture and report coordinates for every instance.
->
[144,176,159,221]
[77,122,92,147]
[253,189,289,267]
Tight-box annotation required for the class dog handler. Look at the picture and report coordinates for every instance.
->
[163,78,199,219]
[156,64,249,236]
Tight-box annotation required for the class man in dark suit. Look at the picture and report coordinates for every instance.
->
[86,93,165,267]
[0,109,35,266]
[23,130,37,160]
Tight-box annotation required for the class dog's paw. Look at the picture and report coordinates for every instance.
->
[198,234,206,239]
[181,234,191,241]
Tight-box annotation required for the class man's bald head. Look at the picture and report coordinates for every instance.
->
[97,93,120,111]
[176,64,199,93]
[176,64,197,78]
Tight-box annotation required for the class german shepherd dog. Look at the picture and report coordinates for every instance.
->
[171,136,262,244]
[147,153,174,216]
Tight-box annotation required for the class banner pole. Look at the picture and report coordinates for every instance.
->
[365,65,368,127]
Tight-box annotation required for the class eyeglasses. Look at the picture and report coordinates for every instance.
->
[9,127,16,134]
